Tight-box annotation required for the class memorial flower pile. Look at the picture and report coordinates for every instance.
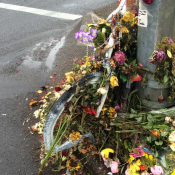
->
[29,1,175,175]
[149,37,175,102]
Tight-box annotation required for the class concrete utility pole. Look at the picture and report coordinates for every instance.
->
[137,0,175,109]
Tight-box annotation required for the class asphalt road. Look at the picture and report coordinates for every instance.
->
[0,1,116,174]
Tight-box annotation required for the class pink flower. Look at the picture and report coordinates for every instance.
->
[130,148,144,158]
[113,51,125,65]
[115,105,121,110]
[172,120,175,126]
[125,168,130,175]
[73,57,78,62]
[150,165,164,175]
[110,161,119,173]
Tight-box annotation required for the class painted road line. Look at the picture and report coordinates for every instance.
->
[0,3,82,20]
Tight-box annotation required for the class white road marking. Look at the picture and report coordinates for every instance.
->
[0,2,82,20]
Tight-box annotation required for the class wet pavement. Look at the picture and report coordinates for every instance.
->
[0,2,116,175]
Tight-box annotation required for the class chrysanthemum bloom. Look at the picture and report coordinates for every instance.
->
[122,11,135,22]
[150,165,164,175]
[113,51,125,65]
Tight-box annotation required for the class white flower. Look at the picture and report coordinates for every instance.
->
[82,70,87,74]
[165,116,171,123]
[97,87,107,95]
[169,131,175,142]
[34,109,42,118]
[55,92,61,99]
[63,84,71,90]
[169,142,175,151]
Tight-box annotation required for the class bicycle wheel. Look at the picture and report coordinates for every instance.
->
[43,72,102,152]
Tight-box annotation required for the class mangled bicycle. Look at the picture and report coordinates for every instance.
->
[38,0,175,174]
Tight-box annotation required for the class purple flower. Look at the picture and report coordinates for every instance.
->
[83,31,89,37]
[88,35,94,43]
[155,50,167,62]
[81,36,89,43]
[91,29,98,38]
[167,37,174,44]
[113,51,125,65]
[75,30,84,39]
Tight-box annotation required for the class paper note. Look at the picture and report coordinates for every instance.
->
[138,9,148,27]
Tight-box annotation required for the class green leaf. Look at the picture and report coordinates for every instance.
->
[155,151,159,157]
[155,140,163,146]
[160,128,169,137]
[146,136,152,143]
[136,117,142,122]
[147,114,155,123]
[129,79,133,84]
[120,73,129,82]
[124,140,128,149]
[163,75,169,85]
[131,108,137,114]
[167,50,172,58]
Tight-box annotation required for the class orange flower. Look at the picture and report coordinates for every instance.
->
[29,101,38,106]
[69,132,82,142]
[152,130,160,137]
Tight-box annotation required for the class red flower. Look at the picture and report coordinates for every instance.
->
[130,74,142,81]
[91,106,97,116]
[82,106,97,116]
[158,95,164,103]
[82,106,92,115]
[55,87,62,92]
[142,0,154,4]
[139,165,146,171]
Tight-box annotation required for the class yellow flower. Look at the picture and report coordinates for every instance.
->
[65,71,75,82]
[110,76,119,87]
[97,61,102,66]
[110,107,116,116]
[149,154,153,160]
[69,132,82,142]
[122,11,134,22]
[136,159,141,166]
[101,148,114,159]
[67,159,81,171]
[129,163,140,173]
[128,155,135,164]
[171,169,175,175]
[65,71,74,77]
[66,76,74,82]
[145,154,148,159]
[85,61,91,67]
